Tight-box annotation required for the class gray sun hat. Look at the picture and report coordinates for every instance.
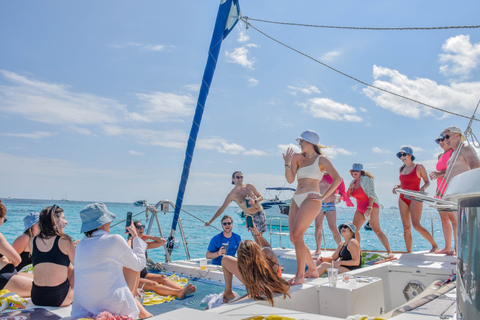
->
[23,212,40,232]
[296,130,320,145]
[338,222,356,237]
[80,203,116,233]
[396,146,415,161]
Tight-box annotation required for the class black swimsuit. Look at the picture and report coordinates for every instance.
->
[30,236,71,307]
[339,242,361,271]
[15,251,32,271]
[0,261,17,290]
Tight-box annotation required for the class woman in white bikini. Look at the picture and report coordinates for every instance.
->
[283,130,341,285]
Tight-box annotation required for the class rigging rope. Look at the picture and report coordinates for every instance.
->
[240,17,480,122]
[243,17,480,31]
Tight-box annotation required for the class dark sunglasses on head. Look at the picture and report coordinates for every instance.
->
[135,224,145,229]
[235,176,243,179]
[50,204,58,216]
[223,222,232,226]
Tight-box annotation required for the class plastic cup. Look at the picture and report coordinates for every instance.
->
[199,259,207,270]
[222,242,229,255]
[327,268,338,287]
[342,273,350,283]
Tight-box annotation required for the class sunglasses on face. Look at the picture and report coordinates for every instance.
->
[223,222,232,226]
[235,176,243,179]
[399,153,409,157]
[2,217,7,223]
[444,134,454,140]
[435,137,445,144]
[351,170,360,173]
[135,224,145,229]
[341,225,349,229]
[298,138,305,144]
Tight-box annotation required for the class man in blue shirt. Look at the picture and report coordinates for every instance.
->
[206,215,241,265]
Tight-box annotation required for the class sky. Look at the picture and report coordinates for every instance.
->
[1,0,480,208]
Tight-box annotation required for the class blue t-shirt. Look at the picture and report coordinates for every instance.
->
[207,232,242,265]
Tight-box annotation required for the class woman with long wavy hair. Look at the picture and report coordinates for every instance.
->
[237,240,289,305]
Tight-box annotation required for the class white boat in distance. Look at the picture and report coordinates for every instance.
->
[237,187,295,227]
[133,199,147,206]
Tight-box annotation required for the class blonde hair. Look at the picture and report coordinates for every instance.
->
[237,240,290,305]
[362,170,375,180]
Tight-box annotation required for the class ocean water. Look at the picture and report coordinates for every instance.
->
[0,198,447,263]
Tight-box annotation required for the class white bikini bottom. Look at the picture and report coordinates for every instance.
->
[292,191,321,207]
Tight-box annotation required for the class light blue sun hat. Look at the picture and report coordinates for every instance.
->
[296,130,320,145]
[80,203,116,233]
[23,212,40,232]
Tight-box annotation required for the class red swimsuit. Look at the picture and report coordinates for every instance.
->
[399,164,420,206]
[436,149,453,196]
[351,186,379,214]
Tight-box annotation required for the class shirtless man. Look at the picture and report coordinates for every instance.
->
[205,171,267,243]
[443,126,480,182]
[441,126,480,255]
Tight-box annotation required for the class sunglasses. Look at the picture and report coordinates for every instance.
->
[223,222,232,226]
[399,153,410,157]
[50,204,58,216]
[351,170,360,173]
[444,134,454,140]
[2,217,7,223]
[298,138,304,143]
[341,225,349,229]
[435,137,445,144]
[135,224,145,229]
[235,176,244,179]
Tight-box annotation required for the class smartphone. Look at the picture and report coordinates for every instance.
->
[246,215,254,228]
[125,211,133,232]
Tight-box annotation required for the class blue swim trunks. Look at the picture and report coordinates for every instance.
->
[321,202,336,212]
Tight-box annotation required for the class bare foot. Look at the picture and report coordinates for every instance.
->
[386,252,395,259]
[179,283,196,299]
[305,268,320,278]
[429,246,439,253]
[288,276,305,286]
[223,292,236,303]
[312,251,321,257]
[437,247,454,255]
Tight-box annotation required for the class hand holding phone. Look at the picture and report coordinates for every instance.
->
[246,215,254,228]
[125,211,133,233]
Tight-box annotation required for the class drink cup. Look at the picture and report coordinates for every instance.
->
[327,268,338,287]
[222,242,229,255]
[342,273,350,283]
[245,196,251,208]
[200,258,207,270]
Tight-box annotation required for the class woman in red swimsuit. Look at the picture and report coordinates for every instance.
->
[347,163,393,258]
[429,134,455,255]
[392,147,438,253]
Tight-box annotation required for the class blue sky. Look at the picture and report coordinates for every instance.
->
[1,0,479,207]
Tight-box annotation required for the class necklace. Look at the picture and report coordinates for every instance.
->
[306,153,317,159]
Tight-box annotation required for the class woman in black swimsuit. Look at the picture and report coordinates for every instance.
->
[30,205,75,307]
[316,222,361,275]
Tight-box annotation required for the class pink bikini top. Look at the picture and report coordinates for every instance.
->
[297,156,324,180]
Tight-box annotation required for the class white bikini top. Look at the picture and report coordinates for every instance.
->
[297,156,324,180]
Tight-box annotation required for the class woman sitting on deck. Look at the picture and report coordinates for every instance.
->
[12,212,40,271]
[0,200,34,297]
[31,205,75,307]
[222,224,289,306]
[128,220,196,299]
[316,222,361,275]
[72,203,152,319]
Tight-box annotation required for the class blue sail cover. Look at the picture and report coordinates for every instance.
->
[169,0,240,246]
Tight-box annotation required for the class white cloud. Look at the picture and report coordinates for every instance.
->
[363,65,480,118]
[277,143,300,155]
[2,131,55,139]
[184,84,200,92]
[197,137,245,154]
[0,70,126,130]
[225,47,256,69]
[302,97,363,122]
[110,42,170,52]
[372,147,391,154]
[243,149,268,156]
[322,147,355,159]
[237,30,249,43]
[129,150,145,156]
[248,77,259,87]
[364,161,395,169]
[439,35,480,78]
[320,50,342,62]
[103,126,188,149]
[288,85,321,96]
[127,91,196,123]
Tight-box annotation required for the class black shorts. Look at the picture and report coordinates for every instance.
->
[31,279,70,307]
[0,264,18,290]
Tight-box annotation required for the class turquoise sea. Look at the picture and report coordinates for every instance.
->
[0,198,448,263]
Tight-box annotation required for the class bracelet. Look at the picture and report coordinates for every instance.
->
[253,233,260,237]
[367,206,372,209]
[284,164,291,169]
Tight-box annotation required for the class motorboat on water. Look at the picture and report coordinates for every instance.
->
[134,199,147,206]
[237,187,295,227]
